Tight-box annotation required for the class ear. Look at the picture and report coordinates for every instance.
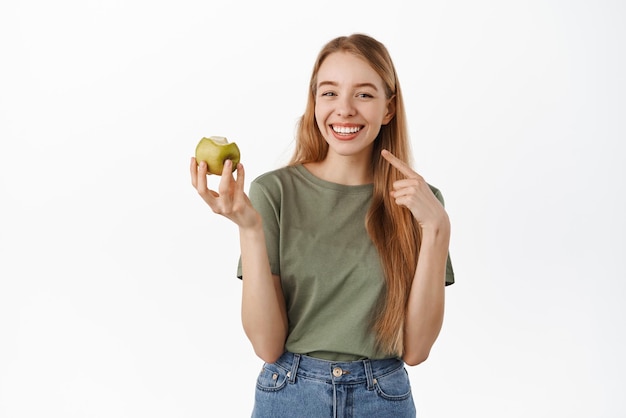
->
[382,95,396,125]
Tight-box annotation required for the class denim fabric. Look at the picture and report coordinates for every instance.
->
[251,351,416,418]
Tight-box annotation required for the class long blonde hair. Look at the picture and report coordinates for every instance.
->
[289,34,420,356]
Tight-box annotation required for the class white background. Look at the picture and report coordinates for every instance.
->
[1,0,625,417]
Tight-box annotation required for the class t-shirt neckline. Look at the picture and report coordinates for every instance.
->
[293,164,374,194]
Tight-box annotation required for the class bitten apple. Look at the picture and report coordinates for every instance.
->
[195,136,241,175]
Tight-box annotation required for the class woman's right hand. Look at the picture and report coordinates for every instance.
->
[190,157,261,229]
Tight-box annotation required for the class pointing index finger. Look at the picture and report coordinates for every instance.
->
[381,149,417,178]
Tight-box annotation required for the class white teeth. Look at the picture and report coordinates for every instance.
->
[332,125,361,134]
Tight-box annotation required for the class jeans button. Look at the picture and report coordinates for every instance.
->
[332,367,342,377]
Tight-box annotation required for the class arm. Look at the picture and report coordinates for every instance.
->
[240,225,288,363]
[380,150,451,366]
[402,218,449,366]
[190,158,288,363]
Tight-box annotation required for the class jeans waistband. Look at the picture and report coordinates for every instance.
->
[274,351,405,389]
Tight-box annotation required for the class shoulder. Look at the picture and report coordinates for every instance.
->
[427,183,446,206]
[251,165,299,187]
[250,165,301,194]
[248,165,304,202]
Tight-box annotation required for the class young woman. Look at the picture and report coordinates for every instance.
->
[190,33,454,418]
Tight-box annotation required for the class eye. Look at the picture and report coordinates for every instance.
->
[320,91,337,97]
[357,92,374,99]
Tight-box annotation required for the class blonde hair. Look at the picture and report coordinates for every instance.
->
[289,34,420,356]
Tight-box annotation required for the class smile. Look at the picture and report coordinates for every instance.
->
[332,125,362,134]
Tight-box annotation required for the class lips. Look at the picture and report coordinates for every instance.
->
[330,124,363,140]
[332,124,362,134]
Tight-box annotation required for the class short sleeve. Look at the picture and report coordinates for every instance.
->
[430,185,455,286]
[236,179,281,279]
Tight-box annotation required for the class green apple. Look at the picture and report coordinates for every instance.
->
[195,136,241,175]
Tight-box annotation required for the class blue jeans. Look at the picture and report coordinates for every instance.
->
[252,351,416,418]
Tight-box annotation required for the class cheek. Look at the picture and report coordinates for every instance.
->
[373,106,392,125]
[314,105,327,130]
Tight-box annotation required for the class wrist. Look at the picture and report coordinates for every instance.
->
[238,214,264,237]
[420,217,450,247]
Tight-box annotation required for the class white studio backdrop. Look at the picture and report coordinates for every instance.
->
[1,0,625,417]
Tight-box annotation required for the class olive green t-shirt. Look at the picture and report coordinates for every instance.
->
[237,164,454,361]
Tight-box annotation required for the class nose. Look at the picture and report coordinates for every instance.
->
[336,95,356,117]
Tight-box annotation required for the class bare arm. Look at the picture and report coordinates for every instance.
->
[239,225,288,363]
[402,222,449,366]
[381,150,451,366]
[190,158,288,363]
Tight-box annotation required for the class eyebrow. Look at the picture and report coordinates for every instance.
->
[317,81,380,91]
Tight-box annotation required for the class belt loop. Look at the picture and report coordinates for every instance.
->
[288,353,300,384]
[363,359,375,390]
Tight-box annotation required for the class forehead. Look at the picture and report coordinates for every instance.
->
[317,52,384,88]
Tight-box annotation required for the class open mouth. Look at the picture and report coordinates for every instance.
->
[331,125,363,135]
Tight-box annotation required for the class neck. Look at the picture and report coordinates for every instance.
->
[304,150,373,185]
